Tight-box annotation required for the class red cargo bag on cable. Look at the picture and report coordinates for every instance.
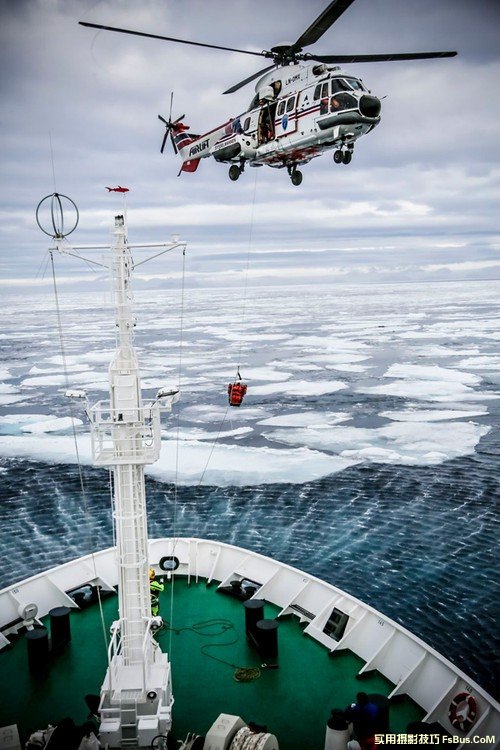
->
[228,382,247,407]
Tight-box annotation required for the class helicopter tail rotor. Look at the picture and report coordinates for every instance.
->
[158,95,188,155]
[158,116,170,154]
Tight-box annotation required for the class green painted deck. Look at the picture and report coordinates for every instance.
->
[0,577,424,748]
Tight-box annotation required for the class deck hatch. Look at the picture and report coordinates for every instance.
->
[323,607,349,641]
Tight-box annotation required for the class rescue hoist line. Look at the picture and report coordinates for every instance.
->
[235,167,259,375]
[50,252,110,662]
[196,171,259,480]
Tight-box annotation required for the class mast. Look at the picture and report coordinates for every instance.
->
[91,215,179,748]
[38,194,183,749]
[108,214,151,665]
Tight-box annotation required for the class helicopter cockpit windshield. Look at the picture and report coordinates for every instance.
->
[344,77,366,92]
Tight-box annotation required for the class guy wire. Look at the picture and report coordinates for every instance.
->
[50,252,109,658]
[168,243,187,655]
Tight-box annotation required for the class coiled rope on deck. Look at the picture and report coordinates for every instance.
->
[159,616,261,683]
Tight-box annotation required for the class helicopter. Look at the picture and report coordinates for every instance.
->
[80,0,457,186]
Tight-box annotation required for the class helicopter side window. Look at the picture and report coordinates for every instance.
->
[321,82,329,98]
[277,100,286,117]
[286,96,295,113]
[331,79,349,94]
[243,117,251,132]
[248,93,260,110]
[313,83,322,100]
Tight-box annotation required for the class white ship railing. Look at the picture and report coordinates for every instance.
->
[1,537,498,748]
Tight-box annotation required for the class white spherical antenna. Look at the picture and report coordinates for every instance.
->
[36,192,79,239]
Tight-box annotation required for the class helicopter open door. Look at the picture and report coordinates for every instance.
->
[274,95,298,139]
[258,101,278,145]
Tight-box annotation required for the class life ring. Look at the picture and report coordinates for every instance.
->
[448,692,477,732]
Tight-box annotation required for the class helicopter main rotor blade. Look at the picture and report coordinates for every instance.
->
[293,0,356,51]
[160,131,169,154]
[79,21,266,57]
[308,50,457,63]
[223,64,277,95]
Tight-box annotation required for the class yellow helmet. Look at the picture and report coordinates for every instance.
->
[149,568,155,581]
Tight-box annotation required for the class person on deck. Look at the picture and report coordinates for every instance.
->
[345,693,378,744]
[149,568,164,617]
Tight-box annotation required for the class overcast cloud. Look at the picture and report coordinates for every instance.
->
[0,0,499,289]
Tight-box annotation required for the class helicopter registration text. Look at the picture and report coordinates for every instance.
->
[189,138,210,157]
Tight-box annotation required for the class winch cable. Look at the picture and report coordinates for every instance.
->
[167,243,187,656]
[235,167,259,379]
[194,169,259,485]
[50,253,110,660]
[195,403,230,487]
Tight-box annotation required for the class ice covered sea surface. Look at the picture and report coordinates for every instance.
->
[0,280,499,698]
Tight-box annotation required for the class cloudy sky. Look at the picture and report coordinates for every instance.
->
[1,0,499,290]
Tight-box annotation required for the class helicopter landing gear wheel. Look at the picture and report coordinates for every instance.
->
[342,150,352,164]
[291,169,303,186]
[229,164,241,181]
[333,150,343,164]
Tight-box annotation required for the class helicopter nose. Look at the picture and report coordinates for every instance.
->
[359,95,381,118]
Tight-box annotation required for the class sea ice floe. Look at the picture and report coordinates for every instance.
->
[0,369,11,380]
[412,345,481,357]
[284,335,369,352]
[180,404,271,423]
[249,380,347,397]
[359,362,495,402]
[200,367,293,382]
[308,353,370,364]
[22,372,105,387]
[0,434,357,486]
[0,414,83,434]
[383,364,481,385]
[0,383,19,394]
[162,426,253,441]
[324,364,371,373]
[380,408,488,422]
[277,363,324,372]
[0,395,26,406]
[361,380,494,402]
[150,442,356,486]
[46,352,114,365]
[0,414,52,425]
[263,420,490,466]
[22,417,83,433]
[29,364,91,374]
[258,411,350,427]
[456,356,500,371]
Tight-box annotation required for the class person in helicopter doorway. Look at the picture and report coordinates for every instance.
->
[149,568,164,617]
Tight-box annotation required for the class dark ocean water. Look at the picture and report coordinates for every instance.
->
[0,281,499,700]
